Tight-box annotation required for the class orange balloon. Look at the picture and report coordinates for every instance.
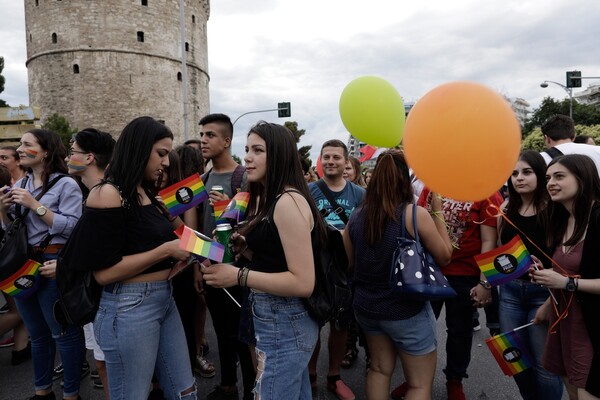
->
[316,156,323,178]
[403,82,521,202]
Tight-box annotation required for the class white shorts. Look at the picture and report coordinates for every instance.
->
[83,322,105,361]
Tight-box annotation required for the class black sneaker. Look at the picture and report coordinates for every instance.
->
[11,343,31,366]
[90,369,99,379]
[52,363,64,381]
[93,377,104,389]
[27,393,56,400]
[0,303,9,314]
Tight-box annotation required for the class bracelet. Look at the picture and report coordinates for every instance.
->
[237,267,244,287]
[241,267,250,287]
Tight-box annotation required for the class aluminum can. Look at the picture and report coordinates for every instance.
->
[211,185,224,194]
[215,223,234,263]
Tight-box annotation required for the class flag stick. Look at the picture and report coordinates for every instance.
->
[223,288,241,308]
[513,322,534,332]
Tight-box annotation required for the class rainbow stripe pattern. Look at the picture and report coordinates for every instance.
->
[217,192,250,224]
[212,200,230,218]
[67,159,87,171]
[474,235,532,286]
[23,148,38,159]
[159,173,208,217]
[0,259,42,299]
[175,225,224,263]
[485,330,532,376]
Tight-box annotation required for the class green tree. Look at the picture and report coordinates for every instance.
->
[284,121,312,166]
[232,154,242,165]
[0,56,9,107]
[43,113,77,148]
[524,97,600,135]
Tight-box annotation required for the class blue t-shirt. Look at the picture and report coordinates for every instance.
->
[309,180,365,230]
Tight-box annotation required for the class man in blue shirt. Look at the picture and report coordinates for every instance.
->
[308,139,365,400]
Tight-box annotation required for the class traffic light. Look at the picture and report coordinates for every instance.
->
[277,102,291,118]
[566,71,582,88]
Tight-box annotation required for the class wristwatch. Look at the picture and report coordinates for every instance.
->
[478,279,492,289]
[566,277,578,292]
[36,205,48,217]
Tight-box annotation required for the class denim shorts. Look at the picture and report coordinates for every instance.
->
[355,302,437,356]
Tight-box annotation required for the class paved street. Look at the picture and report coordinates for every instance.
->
[0,300,567,400]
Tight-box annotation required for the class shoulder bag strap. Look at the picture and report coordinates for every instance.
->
[316,180,349,225]
[546,147,564,159]
[32,174,70,249]
[15,174,63,220]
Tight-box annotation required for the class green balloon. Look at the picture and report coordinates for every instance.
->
[339,76,405,148]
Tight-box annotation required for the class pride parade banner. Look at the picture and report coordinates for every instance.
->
[485,328,533,376]
[217,192,250,224]
[175,225,224,263]
[475,235,532,286]
[159,173,209,217]
[0,259,42,299]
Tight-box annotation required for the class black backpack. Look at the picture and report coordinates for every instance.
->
[305,224,352,328]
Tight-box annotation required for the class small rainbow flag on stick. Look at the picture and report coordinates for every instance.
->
[159,173,209,217]
[175,225,224,263]
[0,259,42,299]
[217,192,250,224]
[474,235,533,286]
[212,200,230,218]
[485,325,533,376]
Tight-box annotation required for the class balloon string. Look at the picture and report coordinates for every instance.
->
[487,204,579,330]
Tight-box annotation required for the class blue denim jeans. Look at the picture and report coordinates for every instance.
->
[94,281,196,400]
[431,275,478,381]
[250,291,318,400]
[499,280,564,400]
[15,276,84,398]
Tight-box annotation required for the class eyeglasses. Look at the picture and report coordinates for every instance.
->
[67,149,88,157]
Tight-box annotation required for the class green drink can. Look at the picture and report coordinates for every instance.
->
[215,223,234,263]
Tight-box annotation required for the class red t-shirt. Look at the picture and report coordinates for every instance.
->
[417,189,503,276]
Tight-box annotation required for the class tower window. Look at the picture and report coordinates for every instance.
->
[177,72,182,81]
[35,0,39,6]
[73,64,80,74]
[137,31,144,42]
[29,33,32,42]
[141,0,148,5]
[52,33,57,43]
[185,42,189,51]
[192,15,195,23]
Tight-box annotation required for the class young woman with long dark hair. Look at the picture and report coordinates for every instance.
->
[203,121,326,400]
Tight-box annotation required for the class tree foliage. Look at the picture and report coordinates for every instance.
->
[0,56,8,107]
[524,97,600,135]
[43,113,78,148]
[522,124,600,152]
[284,121,312,166]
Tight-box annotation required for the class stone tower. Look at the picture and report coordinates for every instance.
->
[24,0,210,141]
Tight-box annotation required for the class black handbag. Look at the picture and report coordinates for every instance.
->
[389,203,457,301]
[0,178,31,283]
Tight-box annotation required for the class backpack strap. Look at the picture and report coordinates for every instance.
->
[30,174,70,249]
[316,180,349,225]
[201,165,246,194]
[546,147,564,159]
[231,165,246,194]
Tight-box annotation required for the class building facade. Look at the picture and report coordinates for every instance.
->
[24,0,210,140]
[574,84,600,110]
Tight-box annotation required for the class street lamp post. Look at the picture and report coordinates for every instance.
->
[540,80,573,119]
[232,103,291,126]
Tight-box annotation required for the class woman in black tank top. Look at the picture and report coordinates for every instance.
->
[203,122,326,400]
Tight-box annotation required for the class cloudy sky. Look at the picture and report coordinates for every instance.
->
[1,0,600,162]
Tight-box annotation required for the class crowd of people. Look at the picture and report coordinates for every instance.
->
[0,113,599,400]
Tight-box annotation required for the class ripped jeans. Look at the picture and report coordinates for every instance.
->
[250,291,318,400]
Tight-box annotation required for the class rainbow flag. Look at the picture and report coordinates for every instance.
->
[485,330,532,376]
[217,192,250,224]
[159,173,209,217]
[174,225,224,263]
[212,200,230,218]
[474,235,532,286]
[0,259,42,299]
